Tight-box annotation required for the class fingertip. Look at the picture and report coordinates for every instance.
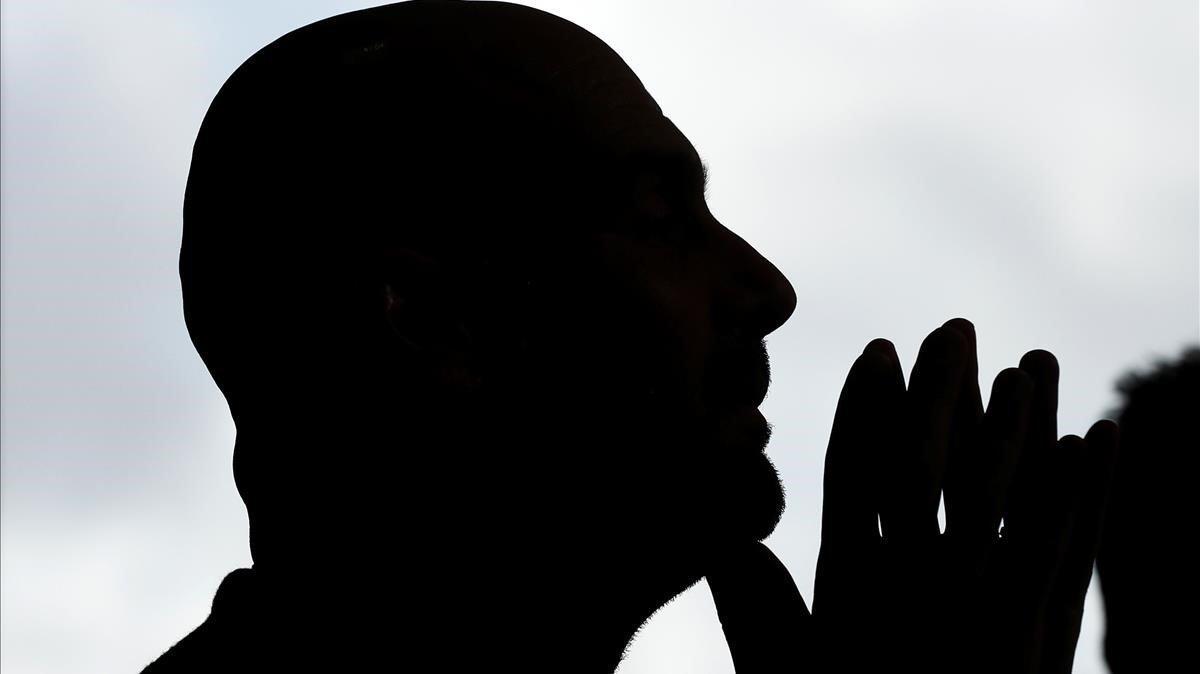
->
[853,350,890,378]
[863,337,898,363]
[864,337,895,355]
[922,325,968,362]
[1019,349,1059,378]
[942,317,976,343]
[993,366,1035,398]
[1087,418,1120,440]
[1057,433,1086,453]
[1085,419,1120,456]
[707,541,809,672]
[708,540,778,587]
[706,541,807,626]
[1081,421,1121,498]
[1055,435,1089,486]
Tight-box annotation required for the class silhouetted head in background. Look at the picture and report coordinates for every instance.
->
[1096,346,1198,674]
[181,1,794,668]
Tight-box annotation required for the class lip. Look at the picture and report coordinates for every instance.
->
[714,405,772,454]
[704,342,771,411]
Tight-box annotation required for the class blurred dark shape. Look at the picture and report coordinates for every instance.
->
[1097,345,1199,674]
[144,1,795,671]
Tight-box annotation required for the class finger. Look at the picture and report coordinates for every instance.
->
[1005,350,1062,543]
[945,368,1032,562]
[1038,420,1120,674]
[880,326,966,543]
[1020,349,1060,452]
[1066,420,1121,579]
[943,318,985,425]
[1058,422,1120,589]
[821,340,901,547]
[815,339,902,614]
[1006,434,1087,638]
[941,319,991,544]
[708,541,810,673]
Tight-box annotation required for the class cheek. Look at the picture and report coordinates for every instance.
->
[647,292,713,418]
[561,293,710,415]
[492,238,717,427]
[606,276,712,410]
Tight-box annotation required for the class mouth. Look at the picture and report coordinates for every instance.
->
[714,404,773,455]
[704,339,771,410]
[692,342,783,541]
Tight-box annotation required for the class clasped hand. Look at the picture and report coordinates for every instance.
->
[708,319,1119,674]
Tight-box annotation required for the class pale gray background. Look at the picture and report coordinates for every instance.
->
[2,1,1196,672]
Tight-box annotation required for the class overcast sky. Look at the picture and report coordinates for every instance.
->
[2,1,1196,673]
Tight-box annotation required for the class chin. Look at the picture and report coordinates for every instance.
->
[685,403,780,532]
[692,449,785,544]
[733,450,786,541]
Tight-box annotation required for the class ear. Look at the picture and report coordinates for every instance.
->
[379,247,481,395]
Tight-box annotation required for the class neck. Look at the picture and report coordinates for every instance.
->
[237,552,673,672]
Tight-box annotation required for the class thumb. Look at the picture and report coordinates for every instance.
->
[707,541,810,673]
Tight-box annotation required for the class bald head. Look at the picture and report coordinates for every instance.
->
[180,3,796,642]
[182,0,664,407]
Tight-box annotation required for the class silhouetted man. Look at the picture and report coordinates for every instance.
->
[1097,347,1197,673]
[144,2,1119,671]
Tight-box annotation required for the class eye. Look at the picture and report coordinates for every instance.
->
[608,162,702,242]
[627,175,693,242]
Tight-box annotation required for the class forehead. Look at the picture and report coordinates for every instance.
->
[497,26,701,171]
[602,113,703,179]
[559,69,699,169]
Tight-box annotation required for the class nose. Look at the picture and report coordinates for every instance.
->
[712,224,797,343]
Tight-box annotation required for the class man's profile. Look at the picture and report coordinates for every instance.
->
[151,2,794,670]
[145,2,1119,671]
